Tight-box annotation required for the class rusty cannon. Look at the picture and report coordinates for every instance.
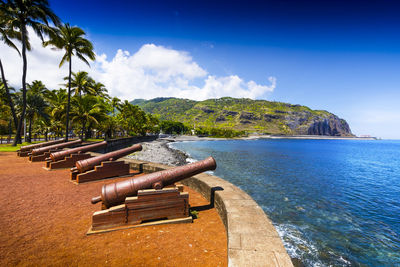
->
[87,156,216,233]
[29,139,82,162]
[70,144,142,183]
[91,156,216,208]
[44,141,108,170]
[17,139,64,157]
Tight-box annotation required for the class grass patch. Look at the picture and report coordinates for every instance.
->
[0,141,42,152]
[85,138,104,142]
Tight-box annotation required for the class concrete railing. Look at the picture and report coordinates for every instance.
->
[122,158,293,267]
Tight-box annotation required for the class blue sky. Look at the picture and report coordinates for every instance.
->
[3,0,399,138]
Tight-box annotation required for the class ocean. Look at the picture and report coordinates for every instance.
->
[170,139,400,266]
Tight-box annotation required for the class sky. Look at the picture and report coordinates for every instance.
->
[1,0,400,139]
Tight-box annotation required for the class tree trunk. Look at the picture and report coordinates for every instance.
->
[85,123,93,139]
[13,25,28,146]
[65,55,72,141]
[81,120,86,140]
[27,117,32,143]
[8,119,12,141]
[45,128,48,141]
[0,59,18,131]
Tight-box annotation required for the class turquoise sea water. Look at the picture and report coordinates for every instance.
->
[171,139,400,266]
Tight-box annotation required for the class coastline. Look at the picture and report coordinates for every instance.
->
[127,134,377,167]
[162,134,377,142]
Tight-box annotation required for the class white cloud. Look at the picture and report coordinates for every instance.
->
[94,44,276,100]
[1,29,276,100]
[0,28,91,90]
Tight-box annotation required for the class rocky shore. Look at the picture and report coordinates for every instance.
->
[127,139,188,166]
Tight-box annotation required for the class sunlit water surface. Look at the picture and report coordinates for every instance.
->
[171,139,400,266]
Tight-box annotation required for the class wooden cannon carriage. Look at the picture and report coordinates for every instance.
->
[29,139,82,162]
[70,144,142,183]
[88,157,217,234]
[45,141,107,169]
[17,139,64,157]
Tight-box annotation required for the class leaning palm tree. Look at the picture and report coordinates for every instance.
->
[1,0,60,145]
[0,8,21,133]
[44,24,95,141]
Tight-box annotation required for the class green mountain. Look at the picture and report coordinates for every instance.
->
[130,97,353,136]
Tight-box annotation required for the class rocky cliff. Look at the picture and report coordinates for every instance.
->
[131,97,353,136]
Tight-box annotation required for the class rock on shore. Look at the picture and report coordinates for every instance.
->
[127,140,188,166]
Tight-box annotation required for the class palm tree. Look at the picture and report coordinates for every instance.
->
[43,23,95,141]
[90,81,109,99]
[1,0,60,145]
[25,92,48,142]
[25,80,48,142]
[45,88,67,137]
[65,71,92,97]
[111,97,122,116]
[46,89,67,122]
[35,117,51,141]
[70,95,102,140]
[27,80,48,95]
[0,8,21,133]
[0,81,11,135]
[0,79,16,140]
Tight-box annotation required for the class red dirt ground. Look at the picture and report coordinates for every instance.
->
[0,152,227,266]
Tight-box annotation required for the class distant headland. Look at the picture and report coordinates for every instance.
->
[131,97,355,137]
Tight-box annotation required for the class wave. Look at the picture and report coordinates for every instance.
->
[275,223,352,266]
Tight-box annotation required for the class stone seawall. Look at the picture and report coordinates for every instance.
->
[122,157,293,267]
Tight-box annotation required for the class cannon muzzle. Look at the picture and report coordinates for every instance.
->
[49,141,107,162]
[20,139,65,152]
[75,144,142,173]
[31,139,82,156]
[92,156,217,208]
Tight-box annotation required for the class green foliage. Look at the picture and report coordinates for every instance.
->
[190,209,199,219]
[43,24,95,68]
[2,0,61,145]
[43,22,96,140]
[131,97,337,135]
[0,80,12,134]
[160,120,187,134]
[195,126,246,138]
[70,95,103,139]
[117,101,159,136]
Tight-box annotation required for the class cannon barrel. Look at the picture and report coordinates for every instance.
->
[91,156,217,208]
[20,139,64,152]
[49,141,107,162]
[31,139,82,156]
[74,144,142,173]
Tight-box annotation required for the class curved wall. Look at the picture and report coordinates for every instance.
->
[124,158,293,267]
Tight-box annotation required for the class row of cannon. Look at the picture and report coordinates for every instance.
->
[17,139,217,211]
